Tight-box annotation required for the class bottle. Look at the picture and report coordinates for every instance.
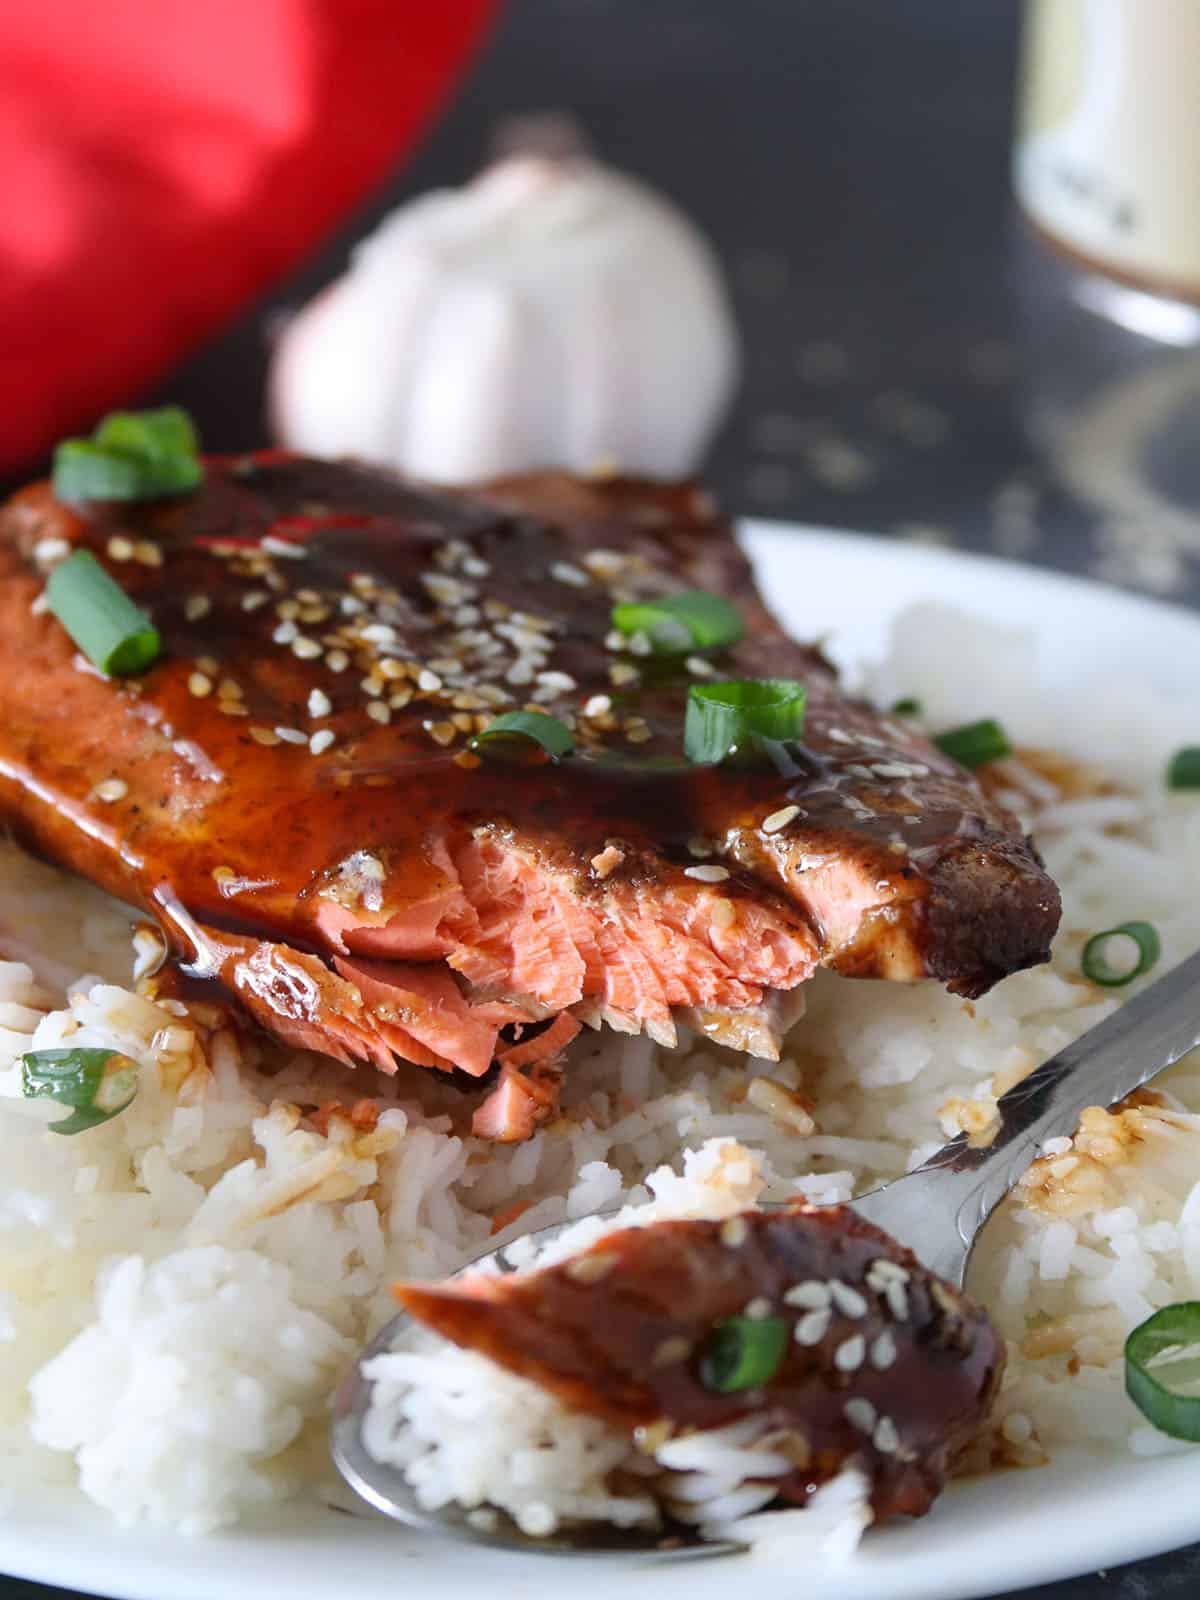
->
[1013,0,1200,584]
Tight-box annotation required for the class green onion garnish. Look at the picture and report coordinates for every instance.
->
[699,1315,789,1393]
[1167,748,1200,790]
[1126,1304,1200,1440]
[469,711,575,761]
[21,1047,139,1136]
[933,718,1012,770]
[891,697,922,717]
[684,679,807,765]
[1081,921,1161,988]
[611,591,744,655]
[53,405,203,502]
[45,550,161,675]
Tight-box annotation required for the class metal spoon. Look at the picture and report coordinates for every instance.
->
[332,947,1200,1556]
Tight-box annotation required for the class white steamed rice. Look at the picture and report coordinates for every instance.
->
[3,603,1200,1551]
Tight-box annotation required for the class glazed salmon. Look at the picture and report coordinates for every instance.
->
[395,1205,1004,1523]
[0,456,1060,1134]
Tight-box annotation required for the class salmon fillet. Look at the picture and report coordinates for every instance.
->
[395,1205,1003,1523]
[0,456,1059,1132]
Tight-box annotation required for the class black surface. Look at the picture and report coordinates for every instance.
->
[6,2,1199,1596]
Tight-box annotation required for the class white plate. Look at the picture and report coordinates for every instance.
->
[5,522,1200,1600]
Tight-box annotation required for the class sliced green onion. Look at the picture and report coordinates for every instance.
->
[684,679,807,765]
[1081,921,1161,988]
[21,1047,139,1136]
[1167,748,1200,790]
[699,1315,789,1393]
[933,718,1012,770]
[1126,1304,1200,1440]
[45,550,161,675]
[891,697,922,717]
[53,405,203,502]
[469,711,574,761]
[611,591,744,655]
[94,406,199,463]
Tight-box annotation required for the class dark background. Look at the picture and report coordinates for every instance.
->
[7,2,1200,1596]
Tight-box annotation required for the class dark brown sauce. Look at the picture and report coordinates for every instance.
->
[0,456,1049,988]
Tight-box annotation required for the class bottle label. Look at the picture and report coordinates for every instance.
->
[1015,0,1200,301]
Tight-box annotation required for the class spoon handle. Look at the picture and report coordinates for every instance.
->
[851,948,1200,1284]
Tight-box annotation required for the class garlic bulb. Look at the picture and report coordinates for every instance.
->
[270,153,740,482]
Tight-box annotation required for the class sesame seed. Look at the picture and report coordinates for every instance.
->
[687,836,714,859]
[453,749,482,770]
[550,560,589,587]
[462,556,490,579]
[609,662,638,687]
[33,536,71,567]
[686,655,716,677]
[307,688,332,718]
[340,596,364,615]
[625,725,653,744]
[834,1334,866,1371]
[784,1282,831,1310]
[360,622,397,646]
[829,1283,868,1319]
[366,701,391,725]
[652,1336,692,1367]
[292,637,322,660]
[604,629,626,652]
[274,726,307,745]
[276,599,301,621]
[184,595,211,622]
[360,676,383,698]
[249,726,280,746]
[719,1217,748,1249]
[744,1297,774,1321]
[188,672,213,698]
[262,536,306,558]
[133,540,163,567]
[873,1417,900,1455]
[794,1308,832,1346]
[684,864,730,883]
[584,548,626,577]
[273,620,298,645]
[565,1251,618,1284]
[93,778,127,803]
[844,1398,876,1434]
[762,804,801,834]
[106,536,134,561]
[627,630,653,657]
[866,1259,909,1286]
[30,593,48,615]
[309,729,335,755]
[584,694,612,717]
[326,649,349,673]
[388,688,413,710]
[870,1331,898,1370]
[242,591,269,612]
[417,668,443,692]
[427,720,457,746]
[218,678,242,700]
[711,897,736,930]
[536,670,577,693]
